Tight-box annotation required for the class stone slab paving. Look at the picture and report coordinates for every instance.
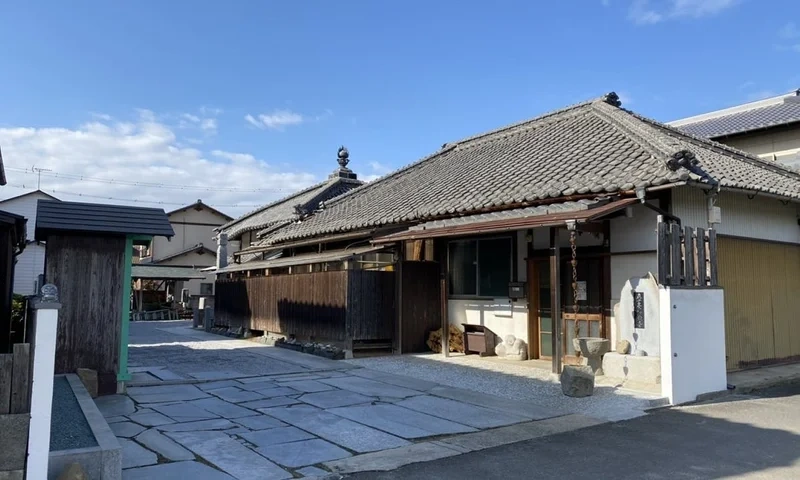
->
[258,438,351,468]
[250,386,301,398]
[197,380,243,391]
[120,438,158,469]
[128,410,176,427]
[206,386,265,403]
[395,395,532,429]
[157,418,238,432]
[188,371,252,380]
[243,396,300,409]
[264,405,411,453]
[152,402,220,422]
[190,397,258,419]
[318,376,421,398]
[122,461,235,480]
[95,395,135,417]
[111,422,147,438]
[237,380,278,391]
[166,430,291,480]
[127,384,210,403]
[105,415,129,424]
[280,380,336,393]
[298,390,375,409]
[328,404,477,439]
[240,426,315,447]
[136,428,195,461]
[296,466,330,478]
[233,415,287,431]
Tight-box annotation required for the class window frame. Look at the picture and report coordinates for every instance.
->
[447,234,515,299]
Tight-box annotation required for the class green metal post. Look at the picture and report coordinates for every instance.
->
[118,235,134,382]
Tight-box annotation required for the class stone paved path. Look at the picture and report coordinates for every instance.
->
[98,321,591,479]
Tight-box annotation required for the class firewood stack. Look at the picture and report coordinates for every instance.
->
[426,325,465,353]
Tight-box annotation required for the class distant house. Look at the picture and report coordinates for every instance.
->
[140,199,231,297]
[0,190,60,295]
[669,89,800,168]
[215,146,364,269]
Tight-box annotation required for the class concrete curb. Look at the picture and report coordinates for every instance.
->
[323,414,606,475]
[49,374,122,480]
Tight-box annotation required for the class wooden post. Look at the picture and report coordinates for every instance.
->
[440,274,449,357]
[697,227,707,286]
[396,243,404,355]
[670,223,682,286]
[656,216,669,285]
[708,229,718,286]
[684,226,695,287]
[0,354,12,414]
[10,343,31,414]
[550,227,562,374]
[118,236,134,383]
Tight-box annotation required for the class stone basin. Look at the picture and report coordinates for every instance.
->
[572,337,611,375]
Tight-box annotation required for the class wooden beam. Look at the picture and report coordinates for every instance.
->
[657,217,669,285]
[697,227,707,286]
[684,226,695,287]
[10,343,31,414]
[118,236,134,383]
[670,222,682,286]
[550,227,562,374]
[0,354,12,414]
[708,229,719,286]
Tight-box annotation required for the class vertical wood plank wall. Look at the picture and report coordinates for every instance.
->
[718,237,800,370]
[215,270,395,343]
[399,261,441,353]
[45,235,125,375]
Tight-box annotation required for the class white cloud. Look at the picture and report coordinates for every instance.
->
[0,112,317,217]
[628,0,738,25]
[616,91,634,106]
[245,110,305,130]
[177,110,219,135]
[362,161,393,182]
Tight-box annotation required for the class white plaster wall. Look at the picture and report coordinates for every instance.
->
[449,299,529,346]
[617,274,661,357]
[0,191,55,240]
[659,287,727,405]
[672,187,800,244]
[609,201,659,253]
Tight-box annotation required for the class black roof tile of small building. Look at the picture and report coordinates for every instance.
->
[670,90,800,138]
[261,92,800,245]
[35,200,175,240]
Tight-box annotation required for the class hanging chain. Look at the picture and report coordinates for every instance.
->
[570,229,580,339]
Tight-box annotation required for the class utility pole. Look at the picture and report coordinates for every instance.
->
[32,166,52,190]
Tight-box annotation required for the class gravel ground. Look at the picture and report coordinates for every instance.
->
[50,376,98,451]
[347,353,661,421]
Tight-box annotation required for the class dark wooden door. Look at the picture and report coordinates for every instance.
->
[399,261,441,353]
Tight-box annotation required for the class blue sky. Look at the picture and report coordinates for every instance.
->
[0,0,798,215]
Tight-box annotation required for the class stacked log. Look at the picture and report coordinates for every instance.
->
[426,325,465,353]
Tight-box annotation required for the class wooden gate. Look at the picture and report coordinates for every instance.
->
[398,261,441,353]
[718,237,800,370]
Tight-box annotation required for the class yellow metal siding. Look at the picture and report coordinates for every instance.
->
[719,237,800,370]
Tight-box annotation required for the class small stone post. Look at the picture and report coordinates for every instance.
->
[203,306,214,332]
[27,284,62,480]
[216,232,228,270]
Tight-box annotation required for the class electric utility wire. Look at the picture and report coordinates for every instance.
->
[4,166,298,193]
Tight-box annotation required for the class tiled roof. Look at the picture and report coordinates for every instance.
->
[151,243,216,263]
[167,199,233,221]
[35,200,174,240]
[218,176,363,239]
[262,93,800,245]
[131,264,207,280]
[669,90,800,138]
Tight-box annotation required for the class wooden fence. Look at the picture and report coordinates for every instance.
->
[0,343,31,415]
[215,270,395,344]
[398,261,441,353]
[657,218,718,287]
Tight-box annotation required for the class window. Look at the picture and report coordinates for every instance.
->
[448,237,512,297]
[200,283,213,295]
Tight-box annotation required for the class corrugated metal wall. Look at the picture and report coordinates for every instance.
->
[718,237,800,370]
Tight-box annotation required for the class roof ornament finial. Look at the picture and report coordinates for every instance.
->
[337,146,350,168]
[602,92,622,108]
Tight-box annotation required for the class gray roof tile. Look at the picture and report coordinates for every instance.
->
[35,200,174,240]
[218,176,362,239]
[262,93,800,244]
[671,91,800,138]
